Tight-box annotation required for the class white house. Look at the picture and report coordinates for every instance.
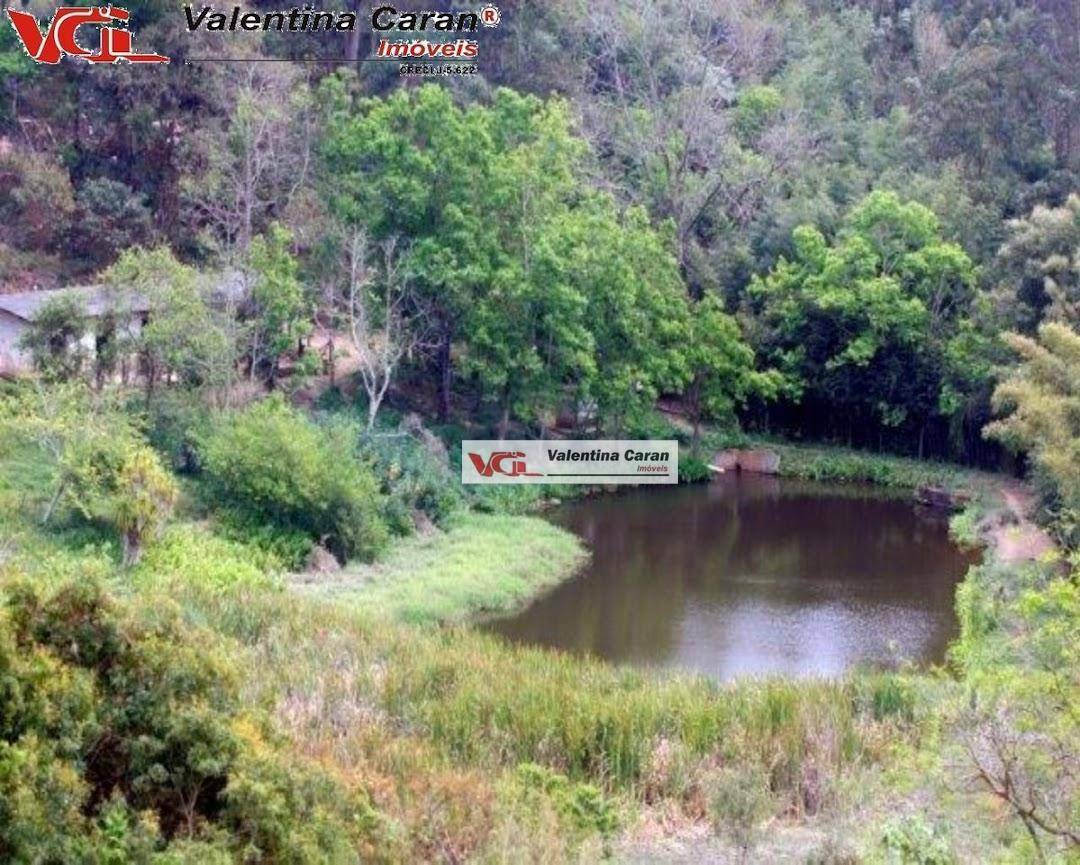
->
[0,273,245,376]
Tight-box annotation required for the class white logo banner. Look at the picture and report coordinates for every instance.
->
[462,440,678,485]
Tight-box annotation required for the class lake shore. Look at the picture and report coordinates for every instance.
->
[290,511,588,625]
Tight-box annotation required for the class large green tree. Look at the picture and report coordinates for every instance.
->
[749,190,976,455]
[321,82,743,435]
[103,248,237,404]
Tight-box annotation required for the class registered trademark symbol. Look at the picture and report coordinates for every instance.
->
[480,4,501,27]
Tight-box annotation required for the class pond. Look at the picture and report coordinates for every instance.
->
[483,473,980,680]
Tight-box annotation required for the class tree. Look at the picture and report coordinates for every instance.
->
[748,190,976,455]
[246,224,311,388]
[344,231,429,430]
[111,447,178,566]
[0,149,75,255]
[321,82,495,421]
[990,195,1080,333]
[537,201,692,434]
[197,396,388,563]
[18,293,88,383]
[574,0,807,298]
[985,322,1080,541]
[72,178,154,271]
[684,294,779,454]
[181,62,315,261]
[103,248,238,405]
[0,383,176,563]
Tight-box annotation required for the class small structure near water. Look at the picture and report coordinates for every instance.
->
[709,448,781,475]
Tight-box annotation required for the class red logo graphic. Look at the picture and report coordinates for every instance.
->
[7,6,169,65]
[479,5,501,27]
[467,451,543,478]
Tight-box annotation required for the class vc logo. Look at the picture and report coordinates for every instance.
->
[467,451,543,478]
[7,6,169,65]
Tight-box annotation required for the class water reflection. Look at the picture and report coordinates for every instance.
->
[483,474,980,679]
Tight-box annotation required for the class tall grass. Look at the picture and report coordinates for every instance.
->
[171,582,916,820]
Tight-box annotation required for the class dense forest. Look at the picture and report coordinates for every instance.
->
[0,1,1078,862]
[2,0,1077,461]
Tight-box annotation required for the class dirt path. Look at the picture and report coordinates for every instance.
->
[990,482,1055,564]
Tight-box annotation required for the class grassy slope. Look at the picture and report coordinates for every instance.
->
[292,512,588,625]
[1,434,1066,862]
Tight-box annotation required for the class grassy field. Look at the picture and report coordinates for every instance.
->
[291,512,588,625]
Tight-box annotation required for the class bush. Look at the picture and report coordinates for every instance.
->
[880,816,954,864]
[133,524,280,593]
[0,578,372,861]
[679,454,711,484]
[704,765,773,862]
[360,431,463,533]
[144,390,212,473]
[198,397,388,563]
[515,763,617,837]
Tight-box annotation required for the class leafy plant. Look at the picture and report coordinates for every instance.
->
[198,396,388,563]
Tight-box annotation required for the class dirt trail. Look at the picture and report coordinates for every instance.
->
[991,482,1055,564]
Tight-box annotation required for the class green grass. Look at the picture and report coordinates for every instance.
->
[762,439,974,489]
[292,512,588,625]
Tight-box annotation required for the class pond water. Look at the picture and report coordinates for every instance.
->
[483,474,980,680]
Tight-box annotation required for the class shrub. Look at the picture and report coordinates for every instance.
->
[704,765,773,862]
[61,436,178,567]
[880,816,954,864]
[515,763,618,837]
[0,578,372,861]
[144,390,212,473]
[360,430,463,532]
[679,454,711,483]
[1,383,177,563]
[198,397,388,563]
[134,525,280,593]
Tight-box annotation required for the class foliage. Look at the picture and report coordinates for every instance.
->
[678,455,711,484]
[986,323,1080,544]
[0,149,74,255]
[749,190,977,452]
[0,384,176,563]
[765,440,968,490]
[515,763,617,837]
[880,815,954,865]
[0,578,369,862]
[303,512,585,625]
[197,396,388,563]
[990,195,1080,334]
[17,293,88,383]
[134,524,280,593]
[705,765,773,862]
[685,293,779,450]
[73,178,153,270]
[247,223,311,386]
[322,83,755,435]
[358,429,463,533]
[952,551,1080,860]
[103,247,237,400]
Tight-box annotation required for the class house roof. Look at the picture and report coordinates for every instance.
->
[0,272,246,322]
[0,286,121,321]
